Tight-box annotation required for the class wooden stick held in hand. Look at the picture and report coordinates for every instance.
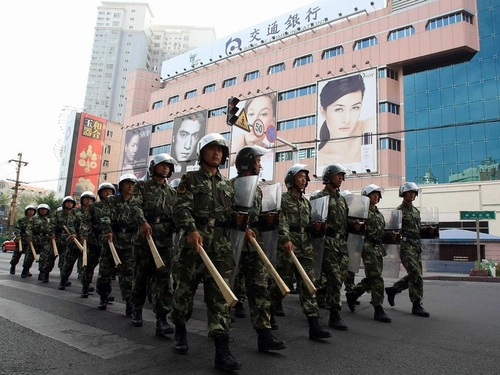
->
[51,238,59,258]
[198,244,238,307]
[251,237,290,297]
[82,239,88,267]
[289,251,317,295]
[62,225,84,252]
[108,239,122,268]
[29,242,39,263]
[146,235,165,270]
[18,238,23,254]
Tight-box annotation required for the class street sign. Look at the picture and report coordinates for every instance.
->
[460,211,496,220]
[266,124,277,143]
[234,109,249,132]
[252,119,265,138]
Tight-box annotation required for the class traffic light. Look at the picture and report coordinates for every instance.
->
[226,96,240,126]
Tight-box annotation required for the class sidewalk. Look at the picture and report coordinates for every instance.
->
[423,271,500,283]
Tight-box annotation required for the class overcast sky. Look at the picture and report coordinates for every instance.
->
[0,0,327,190]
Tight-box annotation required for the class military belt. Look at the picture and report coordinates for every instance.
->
[289,226,308,234]
[194,216,227,228]
[325,229,348,240]
[112,225,135,234]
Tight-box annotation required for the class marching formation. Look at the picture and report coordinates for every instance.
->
[8,132,439,372]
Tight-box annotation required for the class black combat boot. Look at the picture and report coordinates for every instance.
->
[385,287,398,307]
[234,302,246,318]
[328,310,348,331]
[131,309,143,327]
[81,285,89,298]
[214,334,242,372]
[42,271,49,283]
[58,277,68,290]
[274,300,285,316]
[98,295,108,310]
[155,313,174,336]
[10,264,15,274]
[374,305,391,323]
[107,295,115,302]
[65,281,72,287]
[125,297,133,316]
[346,291,359,312]
[308,316,333,340]
[88,285,95,293]
[173,324,188,354]
[38,270,44,281]
[21,267,28,278]
[257,329,286,352]
[412,301,430,317]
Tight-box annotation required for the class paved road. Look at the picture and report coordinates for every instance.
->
[1,252,499,375]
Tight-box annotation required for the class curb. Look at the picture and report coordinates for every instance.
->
[423,275,500,283]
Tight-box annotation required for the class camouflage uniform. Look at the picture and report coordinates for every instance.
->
[311,188,349,313]
[352,206,386,306]
[11,217,30,270]
[391,201,425,302]
[26,214,54,280]
[61,208,85,283]
[52,209,72,274]
[129,178,176,316]
[170,168,235,337]
[269,190,319,317]
[100,194,135,301]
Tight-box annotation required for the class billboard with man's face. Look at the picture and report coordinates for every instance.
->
[316,69,378,177]
[229,93,278,182]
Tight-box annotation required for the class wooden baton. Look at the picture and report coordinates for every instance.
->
[289,250,317,295]
[251,237,290,297]
[198,244,238,308]
[82,239,88,267]
[29,242,39,263]
[62,225,84,252]
[18,238,23,254]
[108,239,122,268]
[51,238,59,258]
[146,235,166,270]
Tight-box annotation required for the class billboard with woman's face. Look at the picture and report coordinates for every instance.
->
[316,69,378,176]
[122,128,151,179]
[229,93,278,181]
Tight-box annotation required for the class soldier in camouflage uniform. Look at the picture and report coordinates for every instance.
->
[129,153,177,337]
[385,182,436,318]
[171,133,242,372]
[26,204,54,283]
[99,174,137,314]
[310,164,361,331]
[269,164,332,341]
[232,146,286,352]
[11,205,36,276]
[79,183,116,298]
[52,197,76,287]
[60,191,95,295]
[346,184,391,323]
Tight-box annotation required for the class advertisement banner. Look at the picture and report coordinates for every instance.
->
[70,114,106,197]
[229,93,278,181]
[170,110,207,178]
[316,69,378,177]
[122,127,152,179]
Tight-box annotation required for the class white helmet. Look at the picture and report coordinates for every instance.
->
[80,191,96,202]
[169,178,181,189]
[62,196,77,206]
[24,204,37,214]
[98,182,116,195]
[399,182,419,197]
[197,133,229,166]
[37,203,50,213]
[362,184,384,198]
[149,153,177,178]
[340,190,353,197]
[310,189,322,198]
[118,173,138,192]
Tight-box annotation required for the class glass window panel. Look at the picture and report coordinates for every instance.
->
[441,106,456,126]
[405,94,416,112]
[415,93,428,112]
[468,82,483,102]
[427,90,441,109]
[414,73,427,92]
[452,64,467,85]
[428,108,442,127]
[426,70,440,91]
[454,84,468,105]
[484,99,500,120]
[455,103,470,123]
[440,87,455,107]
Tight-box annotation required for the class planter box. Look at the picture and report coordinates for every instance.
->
[470,269,489,277]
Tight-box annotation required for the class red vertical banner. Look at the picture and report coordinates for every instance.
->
[71,114,106,197]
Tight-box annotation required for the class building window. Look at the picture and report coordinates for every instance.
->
[293,54,313,67]
[102,160,109,167]
[106,130,113,138]
[298,148,316,159]
[268,63,285,75]
[388,26,415,41]
[223,77,237,88]
[168,95,179,104]
[245,70,260,81]
[151,144,171,154]
[153,121,173,133]
[322,45,344,59]
[103,173,108,180]
[208,107,225,118]
[379,101,400,115]
[425,11,473,31]
[278,85,316,101]
[275,151,294,162]
[277,115,316,131]
[185,89,197,99]
[379,67,399,80]
[104,145,111,154]
[380,137,401,151]
[152,100,163,109]
[353,36,378,50]
[203,83,216,94]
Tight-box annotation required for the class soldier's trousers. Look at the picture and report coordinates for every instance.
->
[55,239,69,271]
[131,243,172,315]
[97,243,133,301]
[170,246,233,338]
[392,248,423,302]
[80,243,101,288]
[10,246,22,266]
[236,249,272,330]
[22,245,39,270]
[352,251,385,306]
[61,244,82,279]
[37,239,56,275]
[269,247,319,318]
[322,248,349,312]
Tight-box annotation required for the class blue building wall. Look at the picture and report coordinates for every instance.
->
[404,0,500,184]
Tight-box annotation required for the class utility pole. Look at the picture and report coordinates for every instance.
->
[7,153,28,236]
